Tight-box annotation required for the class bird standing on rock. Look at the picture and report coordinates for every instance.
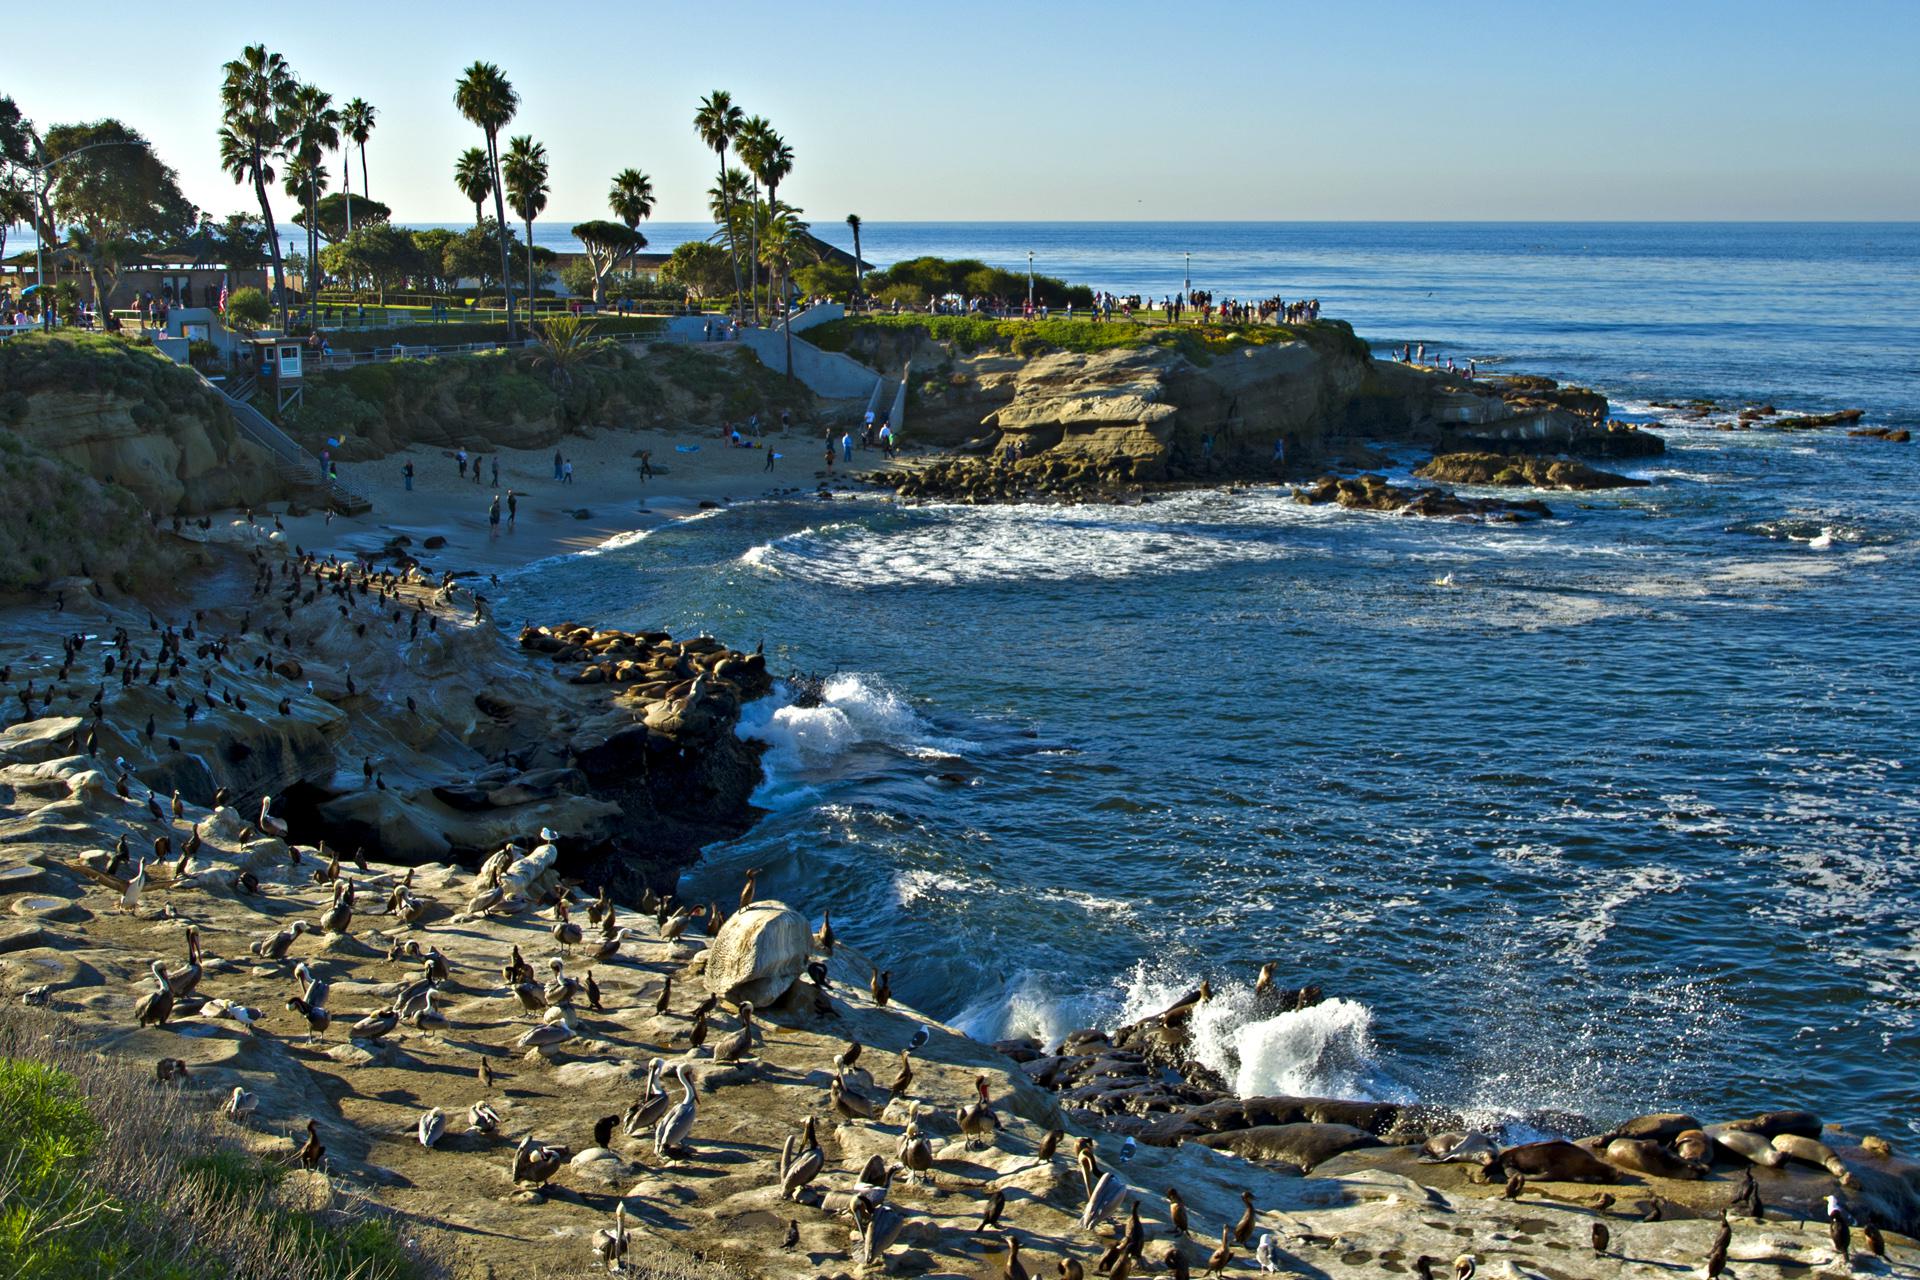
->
[870,968,892,1007]
[1205,1225,1233,1275]
[1591,1221,1609,1258]
[1827,1195,1850,1262]
[134,960,174,1027]
[1233,1190,1257,1244]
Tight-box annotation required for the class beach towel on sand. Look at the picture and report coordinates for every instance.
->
[675,444,701,453]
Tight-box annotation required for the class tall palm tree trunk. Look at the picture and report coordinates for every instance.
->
[748,179,760,325]
[487,131,515,337]
[252,150,288,332]
[851,224,863,301]
[716,150,742,322]
[524,214,536,326]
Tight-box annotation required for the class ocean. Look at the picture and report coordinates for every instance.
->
[491,222,1920,1137]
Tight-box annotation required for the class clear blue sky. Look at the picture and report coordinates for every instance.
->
[8,0,1918,224]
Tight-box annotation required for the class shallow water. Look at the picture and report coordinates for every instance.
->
[498,223,1920,1136]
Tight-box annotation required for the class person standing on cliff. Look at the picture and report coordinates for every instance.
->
[403,460,414,491]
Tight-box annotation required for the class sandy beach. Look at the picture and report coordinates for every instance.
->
[275,424,919,575]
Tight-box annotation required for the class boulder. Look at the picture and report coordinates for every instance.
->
[702,899,811,1006]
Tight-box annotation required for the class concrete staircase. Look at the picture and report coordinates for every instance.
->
[202,372,373,516]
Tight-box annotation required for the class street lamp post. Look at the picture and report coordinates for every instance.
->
[1183,251,1190,300]
[26,135,153,331]
[1027,250,1034,313]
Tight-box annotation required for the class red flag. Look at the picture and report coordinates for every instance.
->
[219,274,229,313]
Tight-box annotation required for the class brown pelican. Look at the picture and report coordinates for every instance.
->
[510,1134,569,1188]
[711,1002,755,1063]
[286,995,330,1041]
[551,899,582,947]
[513,981,548,1017]
[163,928,203,997]
[223,1085,257,1117]
[120,859,147,913]
[403,988,444,1029]
[831,1074,877,1125]
[258,795,289,839]
[251,921,311,960]
[543,958,581,1008]
[623,1058,670,1137]
[1079,1149,1127,1231]
[957,1074,998,1149]
[134,960,174,1026]
[654,1063,697,1159]
[1453,1257,1476,1280]
[349,1007,398,1041]
[417,1107,446,1148]
[468,1100,500,1134]
[318,880,354,935]
[516,1018,576,1053]
[592,1203,630,1271]
[852,1198,906,1268]
[779,1137,824,1201]
[588,928,628,964]
[897,1107,934,1184]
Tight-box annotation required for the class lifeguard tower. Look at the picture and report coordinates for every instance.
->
[243,335,306,414]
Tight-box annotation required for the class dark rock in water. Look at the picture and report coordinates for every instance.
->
[698,500,720,509]
[1414,452,1648,491]
[1195,1121,1381,1170]
[1768,408,1865,431]
[432,783,494,811]
[1850,426,1910,442]
[1292,473,1553,521]
[572,508,592,519]
[994,1037,1045,1063]
[423,535,447,549]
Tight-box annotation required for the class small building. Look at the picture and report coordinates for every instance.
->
[242,335,305,412]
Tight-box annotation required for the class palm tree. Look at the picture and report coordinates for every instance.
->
[218,44,298,330]
[693,90,744,320]
[759,205,812,381]
[707,168,753,274]
[341,97,375,235]
[282,154,329,299]
[454,147,493,226]
[287,84,338,300]
[502,134,549,323]
[735,116,773,321]
[758,133,794,318]
[454,62,520,336]
[845,213,864,302]
[609,168,654,231]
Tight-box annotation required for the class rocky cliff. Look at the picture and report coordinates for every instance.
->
[828,319,1640,500]
[0,332,290,515]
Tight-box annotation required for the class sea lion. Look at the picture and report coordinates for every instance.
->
[1674,1129,1713,1164]
[1603,1138,1706,1181]
[1772,1134,1859,1186]
[1607,1113,1703,1144]
[1496,1140,1618,1184]
[1707,1128,1787,1168]
[1714,1110,1821,1140]
[1420,1132,1498,1165]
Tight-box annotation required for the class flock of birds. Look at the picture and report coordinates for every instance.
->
[11,543,1902,1278]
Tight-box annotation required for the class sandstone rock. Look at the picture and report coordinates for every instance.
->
[702,899,811,1006]
[1413,452,1648,491]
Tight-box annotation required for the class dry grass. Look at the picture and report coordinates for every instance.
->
[0,997,444,1280]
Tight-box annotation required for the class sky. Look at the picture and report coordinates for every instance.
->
[7,0,1919,226]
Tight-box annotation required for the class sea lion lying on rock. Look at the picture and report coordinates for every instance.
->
[1420,1132,1498,1165]
[1194,1122,1379,1171]
[1603,1137,1707,1180]
[1713,1110,1822,1140]
[1772,1133,1860,1186]
[1496,1140,1618,1183]
[1605,1112,1702,1143]
[1705,1126,1788,1167]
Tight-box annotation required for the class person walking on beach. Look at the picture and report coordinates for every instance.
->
[842,432,853,462]
[639,450,654,481]
[403,460,414,492]
[490,456,499,487]
[765,448,778,471]
[488,494,501,539]
[457,447,468,478]
[474,454,483,485]
[506,489,517,527]
[553,449,564,481]
[562,457,574,485]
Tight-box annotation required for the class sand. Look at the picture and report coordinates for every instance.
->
[276,426,919,576]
